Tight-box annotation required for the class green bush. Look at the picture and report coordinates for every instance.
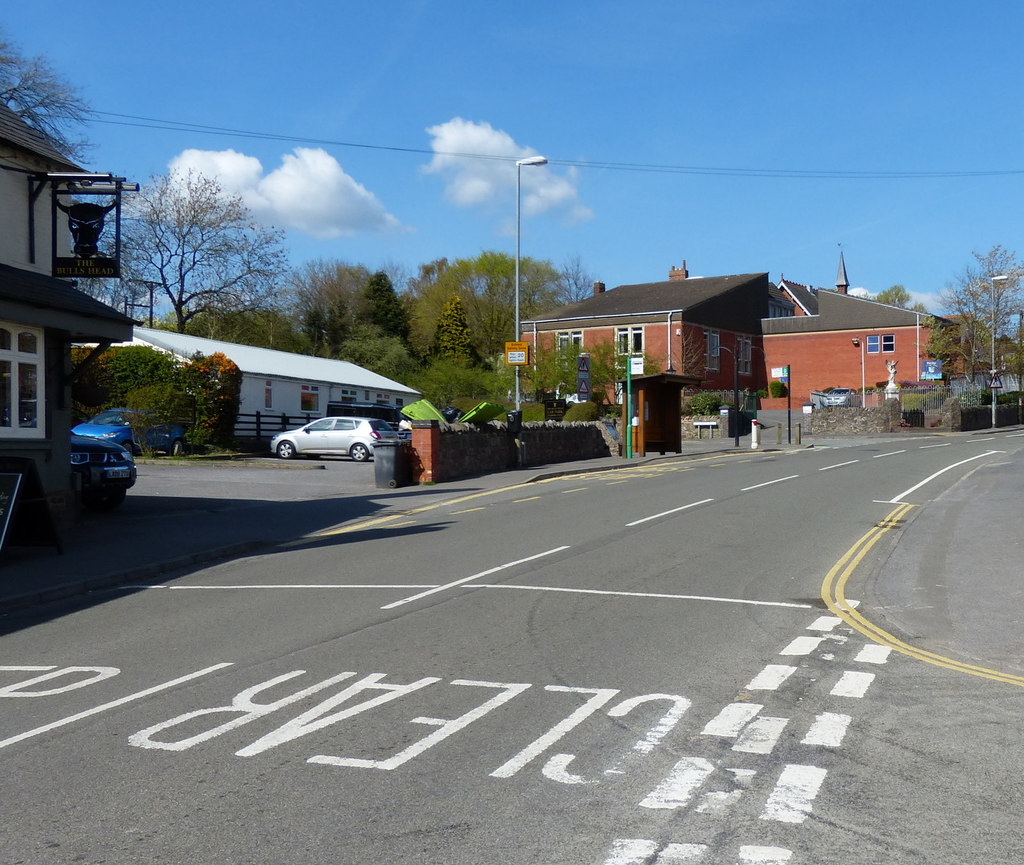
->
[689,392,722,415]
[902,393,926,411]
[563,400,601,422]
[768,380,788,398]
[522,402,545,422]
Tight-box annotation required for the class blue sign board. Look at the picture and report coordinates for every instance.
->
[921,360,942,380]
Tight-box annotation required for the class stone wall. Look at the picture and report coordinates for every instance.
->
[409,420,614,484]
[809,400,902,435]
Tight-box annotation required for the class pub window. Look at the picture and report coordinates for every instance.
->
[705,330,720,372]
[264,379,273,409]
[0,323,43,438]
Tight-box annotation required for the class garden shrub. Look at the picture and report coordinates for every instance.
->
[689,392,722,415]
[563,400,601,422]
[768,380,788,398]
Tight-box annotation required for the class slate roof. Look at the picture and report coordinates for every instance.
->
[0,101,79,170]
[777,278,819,315]
[131,327,420,397]
[0,262,133,341]
[762,289,931,334]
[528,273,772,333]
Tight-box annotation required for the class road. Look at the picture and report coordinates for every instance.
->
[2,432,1024,864]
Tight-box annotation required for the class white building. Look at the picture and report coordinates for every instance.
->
[129,327,420,420]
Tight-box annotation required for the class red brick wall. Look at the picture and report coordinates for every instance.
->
[763,325,933,403]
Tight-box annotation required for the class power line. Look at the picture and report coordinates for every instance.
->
[90,110,1024,180]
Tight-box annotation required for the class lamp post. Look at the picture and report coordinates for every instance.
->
[514,155,548,411]
[718,344,741,448]
[988,274,1009,428]
[852,337,865,405]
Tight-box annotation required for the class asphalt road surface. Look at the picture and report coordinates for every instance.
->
[3,432,1024,864]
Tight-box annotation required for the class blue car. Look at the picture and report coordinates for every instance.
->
[72,409,188,456]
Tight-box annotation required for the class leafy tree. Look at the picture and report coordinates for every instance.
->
[408,357,502,408]
[359,271,410,342]
[406,252,561,360]
[289,260,372,356]
[0,31,89,159]
[180,352,242,448]
[184,307,305,351]
[120,171,287,333]
[337,324,419,382]
[875,284,928,313]
[432,295,477,362]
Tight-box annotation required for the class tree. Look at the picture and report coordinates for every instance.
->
[432,295,476,362]
[874,284,928,313]
[555,254,596,306]
[0,32,90,159]
[936,245,1024,380]
[288,260,371,356]
[359,271,410,342]
[405,252,561,361]
[120,171,287,333]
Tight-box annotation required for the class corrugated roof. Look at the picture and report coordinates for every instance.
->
[131,327,420,396]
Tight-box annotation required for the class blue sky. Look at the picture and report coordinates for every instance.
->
[8,1,1024,311]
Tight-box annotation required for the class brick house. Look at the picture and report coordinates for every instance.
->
[522,262,776,398]
[767,255,936,403]
[523,254,939,409]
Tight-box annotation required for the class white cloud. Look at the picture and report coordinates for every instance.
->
[423,118,592,225]
[848,286,871,298]
[167,147,400,239]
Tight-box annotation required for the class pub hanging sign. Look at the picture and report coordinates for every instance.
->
[48,173,138,279]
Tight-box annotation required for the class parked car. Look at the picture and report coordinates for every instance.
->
[70,433,137,509]
[822,388,854,407]
[72,409,188,455]
[270,417,399,461]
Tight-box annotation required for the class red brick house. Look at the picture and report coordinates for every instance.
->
[767,255,937,403]
[523,255,939,408]
[522,262,779,398]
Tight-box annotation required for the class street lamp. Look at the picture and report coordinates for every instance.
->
[988,274,1009,428]
[718,344,741,448]
[514,155,547,411]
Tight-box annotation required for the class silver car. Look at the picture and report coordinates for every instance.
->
[271,417,399,461]
[822,388,854,406]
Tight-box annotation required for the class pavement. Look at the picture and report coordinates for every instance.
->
[0,422,968,614]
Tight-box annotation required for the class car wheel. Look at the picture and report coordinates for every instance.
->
[170,439,185,456]
[276,440,298,460]
[81,489,127,510]
[349,443,370,462]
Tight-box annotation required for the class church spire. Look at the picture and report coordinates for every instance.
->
[835,250,849,295]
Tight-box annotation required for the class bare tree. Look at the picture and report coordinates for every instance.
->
[555,254,596,305]
[936,245,1024,380]
[0,32,90,159]
[120,171,287,333]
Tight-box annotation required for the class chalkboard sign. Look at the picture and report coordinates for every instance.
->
[0,472,22,550]
[0,457,62,555]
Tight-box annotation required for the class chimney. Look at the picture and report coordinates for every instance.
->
[669,260,689,281]
[593,281,606,296]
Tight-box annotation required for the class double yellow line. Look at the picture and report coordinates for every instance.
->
[822,503,1024,687]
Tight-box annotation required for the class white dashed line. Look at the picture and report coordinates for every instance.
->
[854,644,893,664]
[801,712,851,747]
[760,764,827,823]
[779,635,824,655]
[702,703,763,737]
[746,665,797,691]
[830,670,875,697]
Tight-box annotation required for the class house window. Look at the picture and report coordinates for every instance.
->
[300,384,319,412]
[0,324,43,438]
[738,337,752,375]
[704,330,720,372]
[338,388,356,404]
[264,380,273,409]
[866,334,895,354]
[556,330,583,350]
[616,327,643,354]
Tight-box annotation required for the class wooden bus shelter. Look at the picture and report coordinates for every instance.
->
[620,373,701,457]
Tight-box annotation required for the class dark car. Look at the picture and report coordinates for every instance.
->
[70,434,137,509]
[72,408,188,455]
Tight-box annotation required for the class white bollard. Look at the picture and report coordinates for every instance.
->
[751,419,760,449]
